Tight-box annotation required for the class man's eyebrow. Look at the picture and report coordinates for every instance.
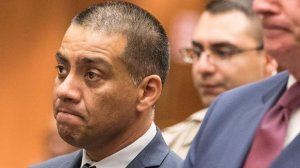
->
[192,40,236,48]
[56,52,68,64]
[192,41,203,48]
[211,42,239,49]
[79,57,113,69]
[211,42,236,48]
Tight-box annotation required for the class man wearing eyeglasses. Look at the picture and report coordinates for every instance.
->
[162,0,277,159]
[183,0,300,166]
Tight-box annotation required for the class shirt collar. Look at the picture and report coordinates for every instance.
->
[287,74,297,89]
[188,108,208,122]
[81,122,156,168]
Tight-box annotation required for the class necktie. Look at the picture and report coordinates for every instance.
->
[244,82,300,168]
[82,163,96,168]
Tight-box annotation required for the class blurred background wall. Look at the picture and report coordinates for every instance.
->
[0,0,206,167]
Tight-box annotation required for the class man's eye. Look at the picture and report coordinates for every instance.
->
[56,65,64,73]
[216,49,232,57]
[213,47,239,58]
[192,44,205,57]
[193,47,203,57]
[55,65,67,78]
[87,72,96,79]
[85,71,100,81]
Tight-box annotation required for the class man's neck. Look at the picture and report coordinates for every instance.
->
[85,119,152,161]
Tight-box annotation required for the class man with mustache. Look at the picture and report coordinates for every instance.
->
[30,1,182,168]
[183,0,300,167]
[162,0,277,159]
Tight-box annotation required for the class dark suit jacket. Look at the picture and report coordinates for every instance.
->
[31,129,182,168]
[184,71,300,168]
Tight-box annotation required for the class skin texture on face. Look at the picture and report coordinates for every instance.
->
[253,0,300,80]
[53,24,150,161]
[192,10,274,106]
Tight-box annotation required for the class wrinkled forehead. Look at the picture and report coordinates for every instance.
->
[192,10,257,46]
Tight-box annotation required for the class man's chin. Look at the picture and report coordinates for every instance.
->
[57,126,82,147]
[200,95,217,107]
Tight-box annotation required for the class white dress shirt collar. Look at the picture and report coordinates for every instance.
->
[81,122,156,168]
[287,74,296,88]
[284,74,300,146]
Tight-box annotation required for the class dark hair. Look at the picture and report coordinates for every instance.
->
[72,1,169,85]
[207,0,254,10]
[206,0,253,16]
[205,0,263,46]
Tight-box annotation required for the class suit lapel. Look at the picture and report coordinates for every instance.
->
[270,133,300,168]
[220,72,289,168]
[126,128,169,168]
[60,131,169,168]
[62,150,82,168]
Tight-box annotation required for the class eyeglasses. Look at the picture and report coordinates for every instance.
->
[179,42,264,64]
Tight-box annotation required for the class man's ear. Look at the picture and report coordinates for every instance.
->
[136,75,162,112]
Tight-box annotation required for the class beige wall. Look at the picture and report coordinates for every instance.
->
[0,0,205,167]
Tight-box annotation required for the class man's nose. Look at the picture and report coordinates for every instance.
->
[253,0,279,16]
[55,75,81,103]
[193,53,217,74]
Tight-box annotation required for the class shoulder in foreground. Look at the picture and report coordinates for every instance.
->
[223,71,288,98]
[29,150,81,168]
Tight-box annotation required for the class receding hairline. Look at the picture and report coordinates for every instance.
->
[67,1,170,85]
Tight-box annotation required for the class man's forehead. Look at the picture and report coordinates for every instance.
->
[61,24,127,57]
[197,11,250,32]
[64,24,125,42]
[193,11,256,46]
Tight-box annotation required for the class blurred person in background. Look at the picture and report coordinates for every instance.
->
[183,0,300,167]
[162,0,277,159]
